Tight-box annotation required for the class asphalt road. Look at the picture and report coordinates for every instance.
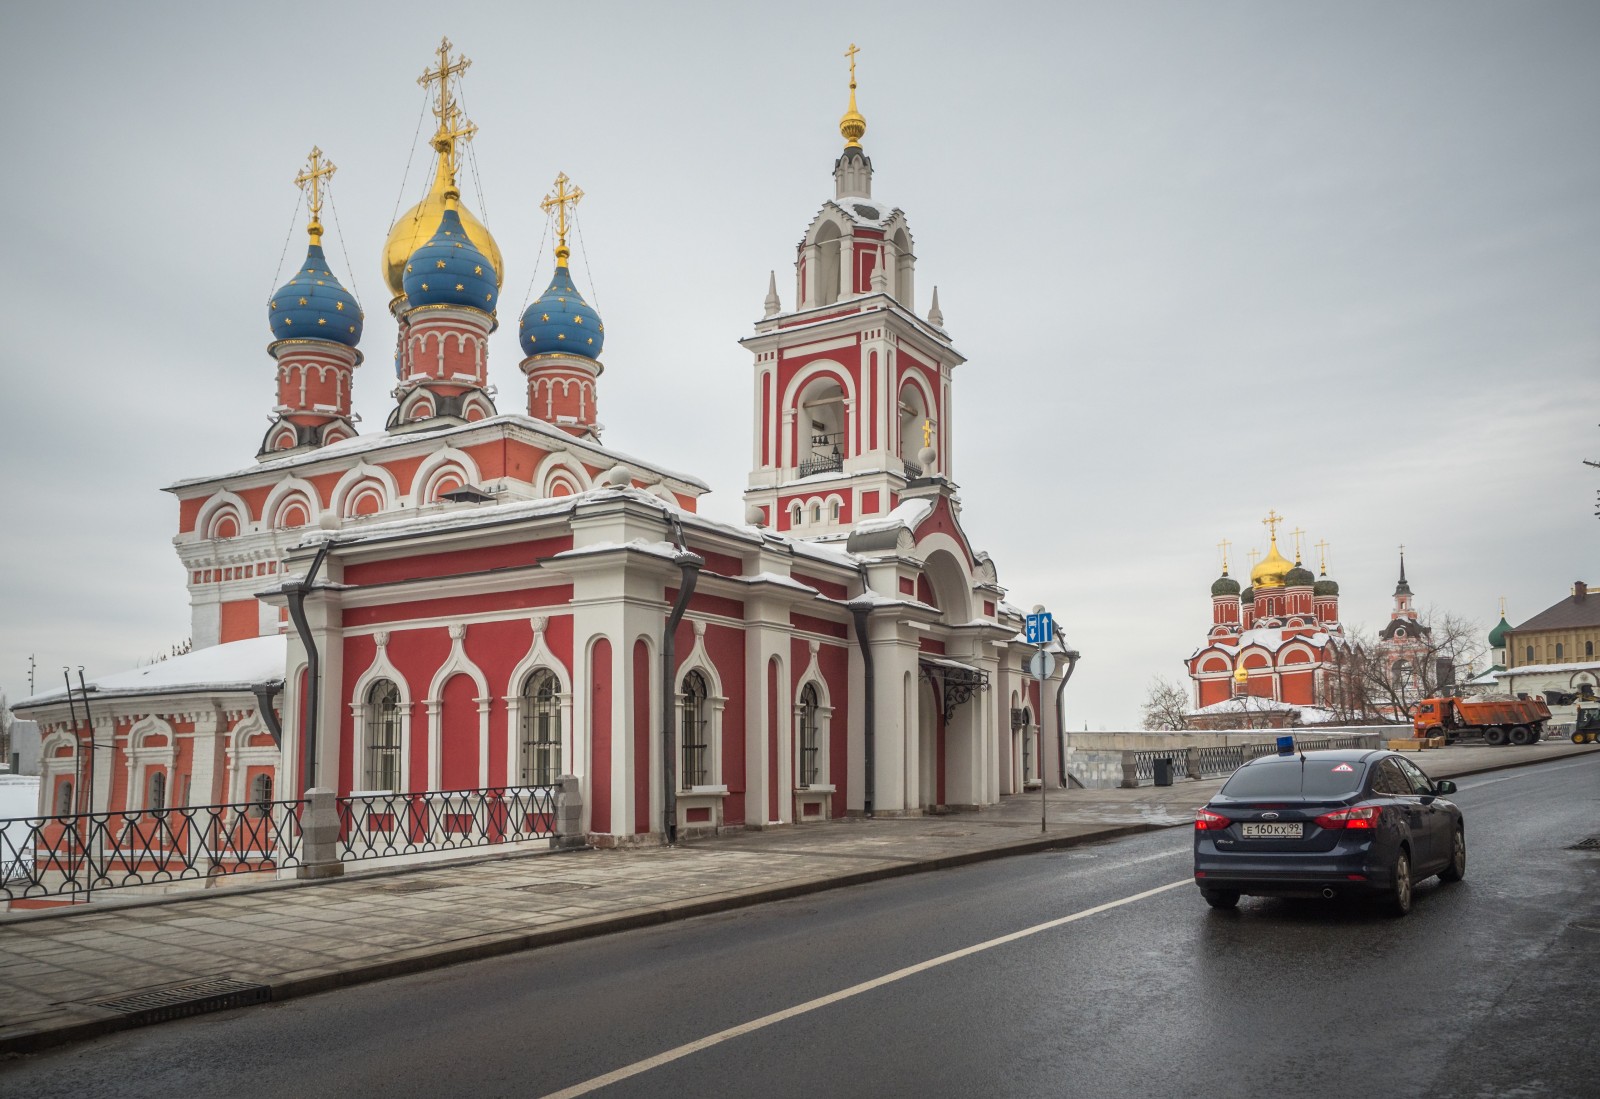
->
[4,754,1597,1099]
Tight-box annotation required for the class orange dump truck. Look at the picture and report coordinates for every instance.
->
[1413,696,1552,746]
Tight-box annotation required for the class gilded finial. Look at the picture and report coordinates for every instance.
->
[295,146,337,246]
[1217,538,1232,574]
[1289,527,1305,563]
[541,173,584,267]
[1233,666,1249,685]
[1499,595,1507,619]
[840,43,867,148]
[1315,538,1330,575]
[418,38,475,186]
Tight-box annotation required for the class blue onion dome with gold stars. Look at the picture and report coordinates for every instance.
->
[269,243,363,347]
[519,263,604,359]
[401,202,499,315]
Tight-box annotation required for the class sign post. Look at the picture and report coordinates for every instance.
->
[1026,609,1056,834]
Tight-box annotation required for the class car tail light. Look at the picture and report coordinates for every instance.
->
[1314,805,1380,830]
[1195,808,1231,832]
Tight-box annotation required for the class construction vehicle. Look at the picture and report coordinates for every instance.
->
[1573,701,1600,745]
[1412,695,1552,746]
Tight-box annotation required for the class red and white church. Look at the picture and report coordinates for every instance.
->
[15,45,1071,849]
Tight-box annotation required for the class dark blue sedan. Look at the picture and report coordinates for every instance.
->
[1193,748,1466,915]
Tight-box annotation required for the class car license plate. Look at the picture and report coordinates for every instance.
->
[1242,822,1303,838]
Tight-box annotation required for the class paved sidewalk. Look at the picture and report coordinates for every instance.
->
[0,740,1592,1055]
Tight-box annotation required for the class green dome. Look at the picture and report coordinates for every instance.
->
[1314,578,1340,597]
[1488,616,1512,648]
[1211,573,1241,596]
[1286,565,1315,586]
[1240,585,1254,602]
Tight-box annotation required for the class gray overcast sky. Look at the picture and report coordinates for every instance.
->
[1,1,1596,727]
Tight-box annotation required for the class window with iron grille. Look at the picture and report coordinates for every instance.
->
[798,682,820,786]
[681,671,710,789]
[365,680,402,791]
[56,779,74,816]
[249,772,273,818]
[147,769,166,811]
[519,669,562,786]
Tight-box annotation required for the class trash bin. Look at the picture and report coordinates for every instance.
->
[1153,757,1174,787]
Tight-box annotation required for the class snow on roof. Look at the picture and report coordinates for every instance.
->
[18,635,288,708]
[1189,696,1302,715]
[1192,628,1333,660]
[828,196,904,229]
[1494,659,1600,678]
[166,413,711,494]
[852,497,934,536]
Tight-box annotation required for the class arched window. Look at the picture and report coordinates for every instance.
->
[798,683,820,786]
[55,780,74,816]
[519,669,563,786]
[365,680,402,791]
[814,222,842,305]
[1527,646,1534,663]
[249,773,273,817]
[1587,641,1595,658]
[830,500,841,521]
[897,382,927,469]
[1555,643,1564,660]
[790,503,802,527]
[146,770,166,812]
[797,377,847,475]
[681,671,710,789]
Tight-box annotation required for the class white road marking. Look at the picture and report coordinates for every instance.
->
[1458,757,1598,789]
[539,877,1191,1098]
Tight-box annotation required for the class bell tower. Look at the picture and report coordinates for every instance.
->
[742,46,964,536]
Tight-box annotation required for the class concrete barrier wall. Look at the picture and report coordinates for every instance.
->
[1062,728,1394,789]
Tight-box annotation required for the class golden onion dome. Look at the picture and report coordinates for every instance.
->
[382,155,503,300]
[1250,537,1294,589]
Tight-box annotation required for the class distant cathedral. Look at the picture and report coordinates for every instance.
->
[16,42,1071,848]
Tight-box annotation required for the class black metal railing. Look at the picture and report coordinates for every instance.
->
[798,432,845,478]
[336,786,559,863]
[0,799,306,902]
[1121,734,1382,787]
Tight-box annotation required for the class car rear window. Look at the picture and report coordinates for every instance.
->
[1219,758,1367,799]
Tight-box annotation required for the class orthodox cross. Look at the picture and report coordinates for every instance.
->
[419,37,472,134]
[921,417,933,448]
[1261,509,1282,542]
[1217,538,1232,573]
[1499,595,1507,619]
[1289,526,1306,562]
[1315,538,1330,573]
[845,42,860,87]
[542,172,584,261]
[1248,548,1261,569]
[294,146,336,243]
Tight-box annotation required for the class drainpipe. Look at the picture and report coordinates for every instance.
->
[284,540,332,795]
[1053,623,1081,788]
[251,683,284,748]
[661,547,703,845]
[848,598,876,817]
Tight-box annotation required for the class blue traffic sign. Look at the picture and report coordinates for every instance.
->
[1025,612,1053,645]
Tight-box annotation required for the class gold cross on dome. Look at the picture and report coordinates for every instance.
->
[1499,595,1507,618]
[921,418,933,448]
[1314,538,1330,573]
[419,37,472,135]
[294,146,337,243]
[1289,526,1305,562]
[1217,538,1232,573]
[1261,509,1282,542]
[541,172,584,261]
[1248,548,1261,568]
[845,42,860,85]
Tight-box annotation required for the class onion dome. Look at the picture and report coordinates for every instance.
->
[1240,585,1254,603]
[384,157,503,300]
[1211,573,1240,597]
[1286,563,1316,586]
[1314,576,1340,597]
[401,204,498,314]
[1250,539,1293,589]
[519,264,604,359]
[1488,616,1512,649]
[269,242,362,347]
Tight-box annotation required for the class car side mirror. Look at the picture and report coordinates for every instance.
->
[1432,780,1457,795]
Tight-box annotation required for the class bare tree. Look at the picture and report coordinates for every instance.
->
[1343,609,1486,723]
[1141,676,1192,731]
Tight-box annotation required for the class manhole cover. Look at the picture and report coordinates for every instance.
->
[1569,837,1600,851]
[510,881,594,894]
[376,880,447,894]
[93,977,269,1025]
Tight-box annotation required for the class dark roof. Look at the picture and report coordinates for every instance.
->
[1512,585,1600,633]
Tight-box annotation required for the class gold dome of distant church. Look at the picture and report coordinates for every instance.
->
[381,38,504,302]
[1249,510,1294,589]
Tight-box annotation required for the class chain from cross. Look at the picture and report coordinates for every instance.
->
[419,37,472,130]
[1261,509,1282,541]
[1248,548,1261,567]
[541,173,584,258]
[294,147,336,241]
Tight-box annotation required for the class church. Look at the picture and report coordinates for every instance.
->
[14,43,1070,852]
